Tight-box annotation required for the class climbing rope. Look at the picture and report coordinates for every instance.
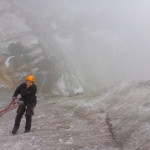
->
[0,99,20,117]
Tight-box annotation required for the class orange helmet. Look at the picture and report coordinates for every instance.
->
[26,75,35,82]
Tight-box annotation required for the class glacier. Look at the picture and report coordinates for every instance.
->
[0,81,150,149]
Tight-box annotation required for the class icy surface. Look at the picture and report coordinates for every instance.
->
[1,81,150,149]
[0,92,118,150]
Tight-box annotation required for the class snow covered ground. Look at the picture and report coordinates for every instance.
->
[1,81,150,149]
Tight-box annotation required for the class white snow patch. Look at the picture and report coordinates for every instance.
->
[31,56,45,64]
[4,56,15,68]
[15,72,28,78]
[59,138,63,143]
[30,39,39,45]
[0,84,6,88]
[31,68,39,72]
[65,137,73,145]
[36,114,46,119]
[53,35,74,51]
[74,87,84,95]
[17,65,26,71]
[59,137,73,145]
[72,74,84,94]
[56,75,69,96]
[28,49,42,57]
[52,90,59,95]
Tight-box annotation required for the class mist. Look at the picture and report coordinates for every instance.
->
[2,1,150,148]
[12,0,150,92]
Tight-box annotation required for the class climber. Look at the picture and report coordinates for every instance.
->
[12,75,37,134]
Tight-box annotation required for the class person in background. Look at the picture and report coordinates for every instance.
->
[12,75,37,134]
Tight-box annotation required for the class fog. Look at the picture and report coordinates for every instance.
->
[12,0,150,91]
[1,1,150,149]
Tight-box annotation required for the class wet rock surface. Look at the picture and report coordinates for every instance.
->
[0,0,83,96]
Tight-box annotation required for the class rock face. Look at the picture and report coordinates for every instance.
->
[0,0,83,96]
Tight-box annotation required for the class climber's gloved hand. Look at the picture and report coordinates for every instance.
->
[12,97,17,102]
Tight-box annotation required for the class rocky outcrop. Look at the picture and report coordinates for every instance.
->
[0,0,83,96]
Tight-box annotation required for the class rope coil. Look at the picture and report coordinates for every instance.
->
[0,99,20,117]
